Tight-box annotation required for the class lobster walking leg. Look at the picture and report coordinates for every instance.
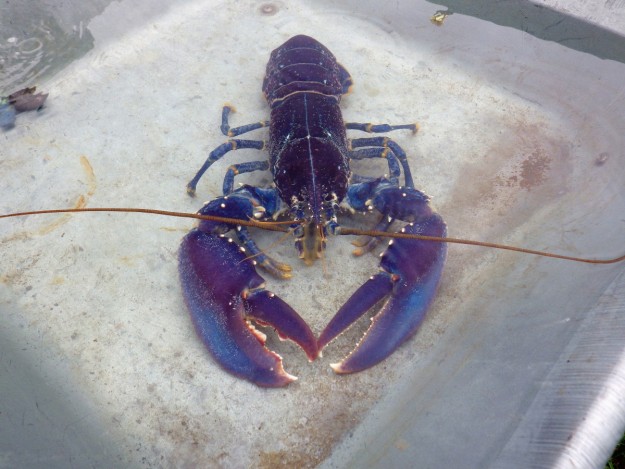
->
[187,105,271,196]
[187,139,265,195]
[350,137,415,188]
[219,105,269,137]
[346,122,418,134]
[222,160,270,195]
[349,215,394,255]
[319,179,447,373]
[235,226,293,279]
[349,147,402,187]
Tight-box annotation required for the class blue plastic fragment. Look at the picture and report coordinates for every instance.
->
[0,103,17,128]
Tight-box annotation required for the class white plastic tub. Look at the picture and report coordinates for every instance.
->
[1,1,624,467]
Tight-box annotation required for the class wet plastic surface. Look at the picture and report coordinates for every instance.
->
[1,1,625,467]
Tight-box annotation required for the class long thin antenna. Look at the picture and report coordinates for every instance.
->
[338,227,625,265]
[2,207,624,265]
[0,207,291,232]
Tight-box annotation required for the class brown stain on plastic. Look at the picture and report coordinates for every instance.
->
[511,148,551,191]
[444,117,569,251]
[36,155,97,235]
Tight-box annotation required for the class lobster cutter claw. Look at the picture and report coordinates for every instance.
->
[179,229,318,387]
[318,186,447,374]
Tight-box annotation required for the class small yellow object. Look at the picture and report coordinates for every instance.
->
[430,11,449,26]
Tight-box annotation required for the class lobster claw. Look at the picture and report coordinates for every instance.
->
[318,202,447,374]
[179,229,318,387]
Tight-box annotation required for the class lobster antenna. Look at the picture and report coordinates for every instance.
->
[2,207,624,265]
[0,207,291,232]
[338,227,625,265]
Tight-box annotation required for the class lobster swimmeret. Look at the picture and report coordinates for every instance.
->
[179,35,447,387]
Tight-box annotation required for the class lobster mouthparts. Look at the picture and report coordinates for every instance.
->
[179,229,318,387]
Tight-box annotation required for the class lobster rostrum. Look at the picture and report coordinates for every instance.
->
[181,35,447,387]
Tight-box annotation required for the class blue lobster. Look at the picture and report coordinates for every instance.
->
[179,35,447,387]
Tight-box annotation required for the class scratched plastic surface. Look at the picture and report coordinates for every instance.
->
[1,0,625,468]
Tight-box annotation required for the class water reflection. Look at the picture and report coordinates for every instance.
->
[0,7,94,90]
